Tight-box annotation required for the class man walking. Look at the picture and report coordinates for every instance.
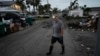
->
[46,15,65,55]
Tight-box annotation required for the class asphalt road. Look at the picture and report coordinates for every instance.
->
[0,19,83,56]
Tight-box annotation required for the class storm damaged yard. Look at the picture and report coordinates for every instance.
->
[68,29,96,56]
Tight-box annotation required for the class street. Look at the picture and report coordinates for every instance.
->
[0,0,99,56]
[0,19,82,56]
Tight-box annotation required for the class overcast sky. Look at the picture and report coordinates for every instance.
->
[41,0,100,10]
[1,0,100,10]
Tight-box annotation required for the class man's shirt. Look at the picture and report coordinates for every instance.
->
[52,20,64,37]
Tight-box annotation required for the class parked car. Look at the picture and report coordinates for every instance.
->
[43,13,50,18]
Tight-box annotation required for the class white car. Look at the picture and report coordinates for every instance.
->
[44,13,50,18]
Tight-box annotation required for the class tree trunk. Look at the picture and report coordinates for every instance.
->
[36,6,38,11]
[36,6,38,14]
[29,7,30,13]
[33,6,35,14]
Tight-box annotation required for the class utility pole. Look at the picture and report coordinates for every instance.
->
[47,0,49,4]
[96,16,100,56]
[71,0,72,2]
[47,0,49,13]
[34,0,36,5]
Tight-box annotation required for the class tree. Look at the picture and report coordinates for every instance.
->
[84,5,87,9]
[38,5,44,14]
[69,0,78,10]
[35,0,40,11]
[84,8,91,16]
[73,3,79,9]
[81,5,91,16]
[26,0,31,12]
[44,4,51,13]
[29,0,36,13]
[52,8,58,14]
[26,0,40,14]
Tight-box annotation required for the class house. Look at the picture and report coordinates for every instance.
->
[0,7,19,13]
[0,1,15,7]
[68,0,100,17]
[68,7,100,17]
[89,7,100,16]
[0,1,22,33]
[68,8,83,17]
[0,1,21,13]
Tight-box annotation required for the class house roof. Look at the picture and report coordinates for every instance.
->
[0,7,19,12]
[0,1,15,6]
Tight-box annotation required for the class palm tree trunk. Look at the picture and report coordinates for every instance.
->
[36,6,38,11]
[29,7,31,12]
[96,17,100,56]
[27,5,30,13]
[33,6,35,13]
[36,6,37,11]
[36,6,38,14]
[47,0,49,4]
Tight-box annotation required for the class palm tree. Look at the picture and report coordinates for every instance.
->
[29,0,36,13]
[84,5,87,9]
[38,4,44,14]
[84,8,91,16]
[35,0,40,11]
[44,4,51,13]
[25,0,41,14]
[69,0,78,10]
[81,5,91,16]
[52,8,58,14]
[26,0,31,12]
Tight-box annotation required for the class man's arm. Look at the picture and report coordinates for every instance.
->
[61,21,64,36]
[61,27,64,36]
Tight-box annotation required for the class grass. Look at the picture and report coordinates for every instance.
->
[37,17,48,21]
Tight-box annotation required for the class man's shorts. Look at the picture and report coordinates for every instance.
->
[51,36,64,44]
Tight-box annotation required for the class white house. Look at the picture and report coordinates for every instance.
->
[68,8,83,17]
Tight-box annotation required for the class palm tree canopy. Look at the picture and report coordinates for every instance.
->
[35,0,40,6]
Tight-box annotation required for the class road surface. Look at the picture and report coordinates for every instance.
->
[0,20,82,56]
